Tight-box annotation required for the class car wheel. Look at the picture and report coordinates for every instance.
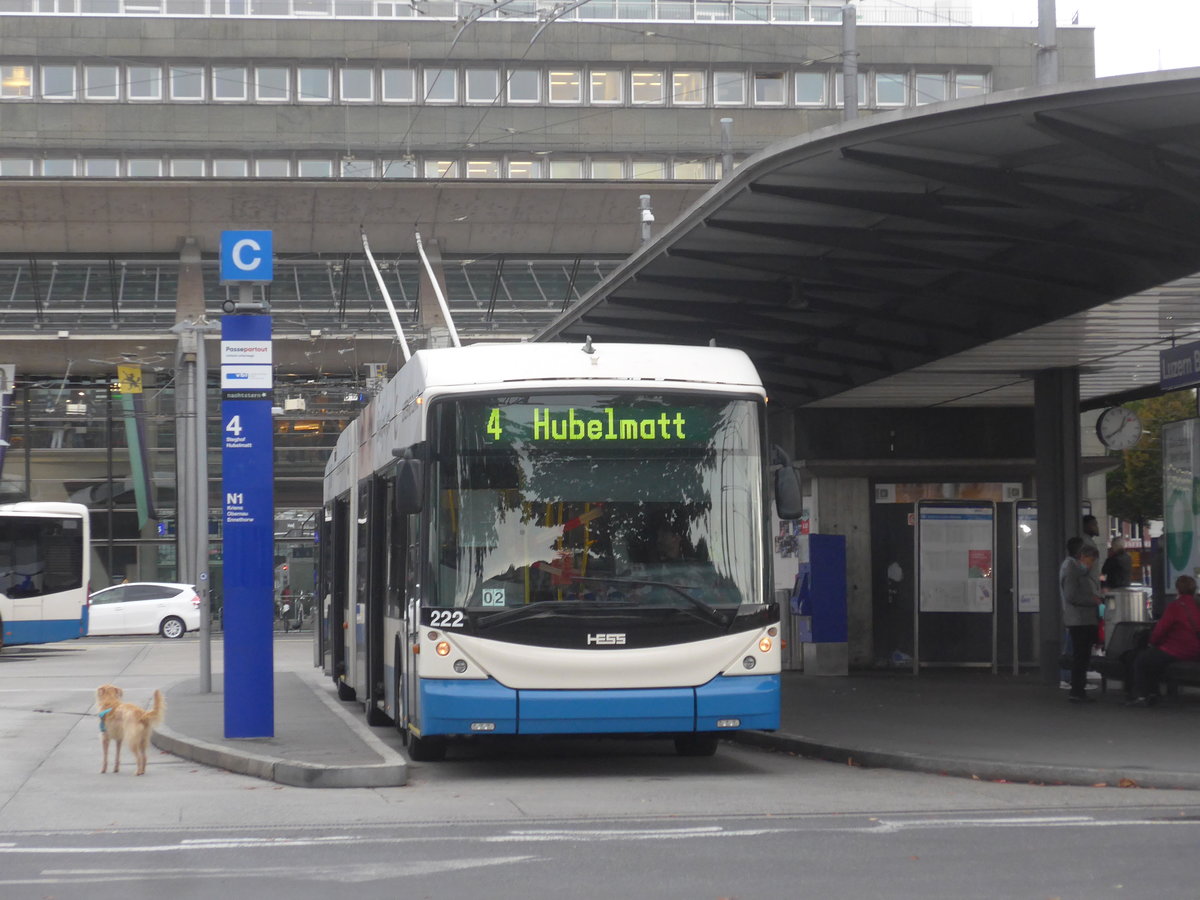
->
[160,616,186,639]
[674,734,719,757]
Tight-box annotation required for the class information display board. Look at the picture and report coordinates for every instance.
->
[917,502,995,613]
[1015,501,1039,614]
[914,500,997,671]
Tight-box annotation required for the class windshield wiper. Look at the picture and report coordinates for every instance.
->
[576,575,728,623]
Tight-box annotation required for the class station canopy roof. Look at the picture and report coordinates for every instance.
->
[539,69,1200,409]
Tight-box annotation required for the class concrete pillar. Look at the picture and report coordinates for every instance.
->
[1034,367,1080,684]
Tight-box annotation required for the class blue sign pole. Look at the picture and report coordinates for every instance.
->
[221,314,274,737]
[219,226,275,739]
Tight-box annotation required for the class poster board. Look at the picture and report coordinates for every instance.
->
[1163,419,1200,590]
[1015,501,1039,614]
[914,500,997,671]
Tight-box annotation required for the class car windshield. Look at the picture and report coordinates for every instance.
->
[429,391,764,612]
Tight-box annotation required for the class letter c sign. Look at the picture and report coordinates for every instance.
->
[220,230,274,283]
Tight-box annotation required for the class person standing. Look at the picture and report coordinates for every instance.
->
[1126,575,1200,706]
[1060,542,1102,703]
[1102,537,1134,589]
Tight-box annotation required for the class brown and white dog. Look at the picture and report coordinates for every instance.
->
[96,684,166,775]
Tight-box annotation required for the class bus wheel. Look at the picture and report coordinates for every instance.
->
[366,690,391,726]
[407,732,447,762]
[674,734,719,757]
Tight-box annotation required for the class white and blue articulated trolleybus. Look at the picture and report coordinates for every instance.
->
[318,341,802,760]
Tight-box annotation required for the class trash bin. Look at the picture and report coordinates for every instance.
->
[1103,586,1153,648]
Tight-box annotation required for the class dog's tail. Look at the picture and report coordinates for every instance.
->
[141,690,167,728]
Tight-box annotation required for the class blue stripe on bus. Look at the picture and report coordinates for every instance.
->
[418,673,780,736]
[4,616,87,646]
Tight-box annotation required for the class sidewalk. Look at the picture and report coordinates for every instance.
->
[738,669,1200,791]
[151,646,408,788]
[152,641,1200,791]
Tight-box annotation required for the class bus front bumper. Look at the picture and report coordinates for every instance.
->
[419,673,780,737]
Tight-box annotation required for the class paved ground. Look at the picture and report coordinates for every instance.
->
[150,634,1200,790]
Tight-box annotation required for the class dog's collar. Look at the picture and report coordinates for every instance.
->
[98,707,113,733]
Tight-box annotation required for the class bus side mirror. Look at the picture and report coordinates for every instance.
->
[773,445,804,521]
[393,449,424,515]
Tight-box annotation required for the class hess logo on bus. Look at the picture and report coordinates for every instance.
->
[587,633,626,646]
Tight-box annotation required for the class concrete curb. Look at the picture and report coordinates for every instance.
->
[152,724,408,788]
[733,730,1200,792]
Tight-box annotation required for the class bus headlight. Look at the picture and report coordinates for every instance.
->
[743,656,757,670]
[453,659,468,673]
[436,641,451,656]
[758,636,772,653]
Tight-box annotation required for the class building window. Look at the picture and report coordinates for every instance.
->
[1,65,34,99]
[127,158,163,176]
[128,65,163,101]
[631,70,665,105]
[256,67,290,101]
[84,158,120,177]
[255,159,290,176]
[753,72,785,105]
[835,72,867,107]
[955,72,987,98]
[382,68,415,102]
[794,71,826,106]
[84,65,120,100]
[0,159,35,176]
[672,70,705,105]
[507,69,540,104]
[298,159,333,177]
[875,72,906,106]
[589,69,621,104]
[382,158,418,178]
[41,65,77,100]
[341,68,374,102]
[212,66,248,101]
[170,159,205,177]
[42,158,77,177]
[672,160,707,179]
[212,159,249,177]
[590,159,624,179]
[465,69,498,104]
[507,159,540,179]
[548,70,582,104]
[298,67,332,102]
[713,71,745,105]
[424,160,459,178]
[549,159,584,178]
[341,157,375,177]
[632,160,666,179]
[424,68,457,103]
[466,159,501,178]
[170,66,204,100]
[915,72,947,105]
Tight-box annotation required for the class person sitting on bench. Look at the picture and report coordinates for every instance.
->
[1126,574,1200,707]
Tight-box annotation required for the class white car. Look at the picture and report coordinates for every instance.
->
[88,582,201,639]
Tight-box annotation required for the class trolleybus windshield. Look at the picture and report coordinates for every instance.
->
[430,392,764,615]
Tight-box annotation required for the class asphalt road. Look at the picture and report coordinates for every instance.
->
[3,637,1199,899]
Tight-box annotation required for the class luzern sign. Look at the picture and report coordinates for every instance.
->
[220,228,275,740]
[1160,340,1200,391]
